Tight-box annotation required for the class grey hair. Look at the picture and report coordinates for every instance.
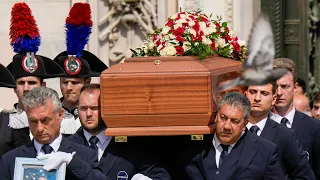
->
[23,87,62,114]
[218,92,251,120]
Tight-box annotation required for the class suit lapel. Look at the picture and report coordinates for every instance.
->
[196,146,214,180]
[75,127,89,146]
[22,141,37,158]
[291,111,307,140]
[260,119,278,142]
[100,138,118,175]
[227,131,259,179]
[58,138,73,152]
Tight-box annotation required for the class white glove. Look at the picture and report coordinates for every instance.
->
[131,173,152,180]
[37,151,76,171]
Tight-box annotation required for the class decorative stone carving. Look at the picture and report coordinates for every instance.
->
[224,0,233,29]
[99,0,158,63]
[183,0,201,11]
[284,20,300,43]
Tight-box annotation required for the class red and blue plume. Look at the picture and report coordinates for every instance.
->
[65,3,93,57]
[9,2,40,54]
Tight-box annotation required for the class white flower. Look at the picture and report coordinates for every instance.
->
[163,34,170,41]
[199,22,207,31]
[160,46,177,56]
[215,37,227,48]
[183,41,191,51]
[176,18,187,24]
[170,13,178,20]
[194,42,199,46]
[169,34,176,39]
[179,13,187,19]
[203,26,216,35]
[186,28,196,36]
[188,21,195,27]
[229,30,234,37]
[229,44,234,54]
[161,27,170,34]
[238,40,246,47]
[173,23,182,30]
[148,42,155,50]
[202,36,212,45]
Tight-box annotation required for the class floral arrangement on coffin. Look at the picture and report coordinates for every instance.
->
[131,11,248,61]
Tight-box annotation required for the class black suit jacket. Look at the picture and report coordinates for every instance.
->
[291,111,320,179]
[0,138,110,180]
[67,127,171,180]
[0,112,30,157]
[184,130,286,180]
[260,118,314,179]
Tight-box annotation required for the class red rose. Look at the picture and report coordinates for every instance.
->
[193,22,200,33]
[231,41,240,52]
[176,36,184,42]
[223,35,231,41]
[176,46,184,55]
[210,43,216,51]
[215,22,221,28]
[173,27,185,37]
[165,20,175,27]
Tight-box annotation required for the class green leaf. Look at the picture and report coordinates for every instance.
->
[222,22,227,28]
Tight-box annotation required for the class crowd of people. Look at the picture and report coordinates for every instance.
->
[1,2,320,180]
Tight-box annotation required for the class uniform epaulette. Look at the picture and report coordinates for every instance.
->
[1,108,20,114]
[8,111,29,129]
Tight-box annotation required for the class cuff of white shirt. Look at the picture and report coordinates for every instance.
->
[131,173,152,180]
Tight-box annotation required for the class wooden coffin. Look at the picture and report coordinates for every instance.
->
[100,56,242,136]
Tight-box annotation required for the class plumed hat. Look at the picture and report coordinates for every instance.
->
[53,3,108,78]
[7,2,66,80]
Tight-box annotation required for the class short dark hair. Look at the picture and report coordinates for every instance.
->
[80,83,100,94]
[218,92,251,120]
[273,58,297,83]
[313,91,320,104]
[297,78,306,93]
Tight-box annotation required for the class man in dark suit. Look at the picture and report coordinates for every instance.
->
[0,2,66,157]
[245,83,314,179]
[0,87,110,180]
[270,58,320,179]
[184,92,286,180]
[67,84,171,180]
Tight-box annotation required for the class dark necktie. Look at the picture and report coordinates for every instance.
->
[281,117,289,127]
[219,144,229,168]
[41,144,53,154]
[89,136,99,151]
[250,125,260,135]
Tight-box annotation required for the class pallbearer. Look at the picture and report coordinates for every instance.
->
[53,2,108,136]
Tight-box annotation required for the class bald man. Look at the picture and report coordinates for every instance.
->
[293,94,311,116]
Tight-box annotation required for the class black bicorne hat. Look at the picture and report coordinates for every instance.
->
[0,63,16,88]
[53,50,108,78]
[7,53,66,80]
[54,3,108,78]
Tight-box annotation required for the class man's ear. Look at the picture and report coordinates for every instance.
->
[58,108,64,123]
[85,78,91,84]
[243,119,248,130]
[294,82,298,94]
[41,81,46,87]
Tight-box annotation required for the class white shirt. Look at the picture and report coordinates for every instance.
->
[269,108,296,128]
[83,129,112,161]
[34,134,62,156]
[212,133,237,168]
[246,117,268,136]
